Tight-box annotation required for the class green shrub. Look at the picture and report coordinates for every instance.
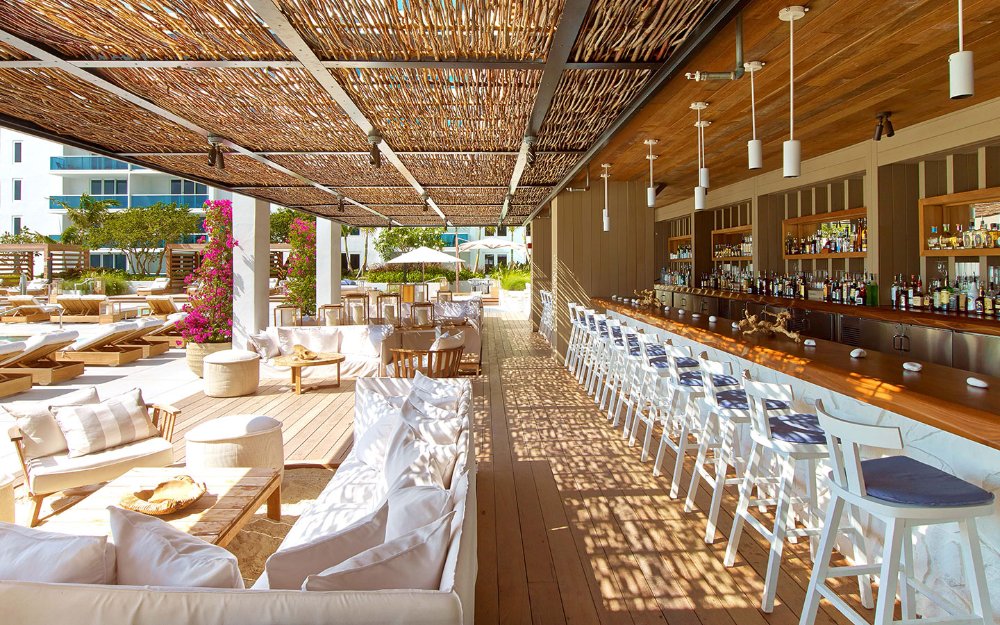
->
[495,266,531,292]
[359,264,483,283]
[59,269,129,295]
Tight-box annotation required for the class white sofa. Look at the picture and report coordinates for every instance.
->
[250,325,396,379]
[0,377,477,625]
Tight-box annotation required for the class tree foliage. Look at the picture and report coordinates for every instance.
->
[58,194,120,247]
[373,227,445,261]
[285,217,317,315]
[270,207,313,243]
[98,203,201,276]
[0,227,55,244]
[182,200,235,344]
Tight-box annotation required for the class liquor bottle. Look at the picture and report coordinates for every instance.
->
[860,218,868,253]
[957,279,968,313]
[986,283,997,317]
[866,274,879,307]
[897,277,909,310]
[975,286,987,315]
[927,226,940,250]
[890,275,899,308]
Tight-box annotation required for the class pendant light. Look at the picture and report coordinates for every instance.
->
[745,60,764,170]
[644,139,658,208]
[600,163,611,232]
[780,6,806,178]
[950,0,974,99]
[691,102,709,210]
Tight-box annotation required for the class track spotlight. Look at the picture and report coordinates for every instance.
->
[884,112,895,137]
[367,132,383,168]
[524,136,537,167]
[338,195,345,213]
[206,135,226,170]
[873,112,895,142]
[873,115,884,142]
[422,192,430,213]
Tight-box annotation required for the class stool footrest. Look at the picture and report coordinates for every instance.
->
[816,584,870,625]
[828,564,880,577]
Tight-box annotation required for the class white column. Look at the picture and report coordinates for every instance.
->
[232,194,270,349]
[316,217,342,306]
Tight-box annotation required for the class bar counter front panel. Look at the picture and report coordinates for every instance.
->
[594,297,1000,618]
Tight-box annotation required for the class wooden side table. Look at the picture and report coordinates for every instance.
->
[273,352,345,394]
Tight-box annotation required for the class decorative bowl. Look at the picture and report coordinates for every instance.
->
[119,475,207,516]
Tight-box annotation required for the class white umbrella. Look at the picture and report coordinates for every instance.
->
[385,246,464,281]
[458,237,527,252]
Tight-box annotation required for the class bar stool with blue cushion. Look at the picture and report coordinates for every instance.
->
[564,302,580,370]
[574,309,599,383]
[596,319,625,411]
[585,316,614,399]
[604,325,638,425]
[579,311,605,388]
[685,360,779,543]
[617,332,660,437]
[628,342,691,462]
[724,380,873,613]
[801,400,994,625]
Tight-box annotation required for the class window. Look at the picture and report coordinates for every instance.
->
[497,226,508,236]
[170,179,181,194]
[90,179,102,195]
[12,217,21,235]
[91,179,125,195]
[12,142,21,164]
[116,180,127,194]
[195,183,207,194]
[12,179,21,201]
[498,254,508,267]
[172,179,206,195]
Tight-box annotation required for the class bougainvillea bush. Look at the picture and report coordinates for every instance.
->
[181,199,236,343]
[285,217,317,316]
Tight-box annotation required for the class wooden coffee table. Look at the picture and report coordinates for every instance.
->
[43,467,280,547]
[273,352,345,394]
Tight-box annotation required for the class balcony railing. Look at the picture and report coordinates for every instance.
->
[131,194,208,208]
[441,233,471,246]
[50,156,129,171]
[49,194,127,209]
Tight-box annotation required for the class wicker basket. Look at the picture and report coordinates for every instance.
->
[119,475,207,516]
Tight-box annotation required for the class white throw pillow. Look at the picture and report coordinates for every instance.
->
[248,331,279,359]
[411,371,461,410]
[0,522,115,584]
[429,330,464,352]
[385,478,452,541]
[53,388,157,457]
[383,420,459,490]
[3,387,99,459]
[401,392,463,445]
[303,510,455,591]
[354,410,403,469]
[110,507,244,588]
[353,392,399,443]
[265,501,388,590]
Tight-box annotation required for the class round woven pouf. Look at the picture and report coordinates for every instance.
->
[185,415,284,482]
[203,349,260,397]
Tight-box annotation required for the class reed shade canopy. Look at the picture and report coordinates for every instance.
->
[0,0,733,226]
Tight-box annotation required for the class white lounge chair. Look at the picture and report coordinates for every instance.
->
[53,322,144,367]
[145,295,179,317]
[144,311,187,348]
[1,295,61,324]
[119,317,170,357]
[0,330,83,385]
[0,341,32,397]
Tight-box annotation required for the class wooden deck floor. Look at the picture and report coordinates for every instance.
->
[172,310,867,625]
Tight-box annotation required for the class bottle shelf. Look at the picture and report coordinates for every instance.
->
[921,248,1000,257]
[713,256,752,262]
[782,206,868,258]
[783,251,867,260]
[918,187,1000,256]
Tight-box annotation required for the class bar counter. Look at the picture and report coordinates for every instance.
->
[594,297,1000,450]
[657,285,1000,338]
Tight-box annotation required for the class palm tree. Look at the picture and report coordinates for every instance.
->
[341,225,353,273]
[360,226,375,275]
[57,194,120,247]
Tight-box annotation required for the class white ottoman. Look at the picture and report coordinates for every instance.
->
[185,415,284,482]
[0,473,14,524]
[203,349,260,397]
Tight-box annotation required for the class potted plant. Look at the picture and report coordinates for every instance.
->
[181,199,236,377]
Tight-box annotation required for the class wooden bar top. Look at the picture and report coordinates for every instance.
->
[657,285,1000,337]
[595,297,1000,451]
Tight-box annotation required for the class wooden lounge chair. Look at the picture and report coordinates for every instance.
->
[0,330,84,385]
[389,345,464,378]
[118,317,171,358]
[145,295,179,317]
[5,278,49,297]
[136,277,171,297]
[144,311,187,348]
[55,294,133,323]
[53,321,144,367]
[1,295,61,324]
[0,340,33,398]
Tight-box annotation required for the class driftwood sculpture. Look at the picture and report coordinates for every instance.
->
[738,309,802,343]
[633,288,659,309]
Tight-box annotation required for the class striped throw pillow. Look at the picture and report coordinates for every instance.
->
[52,389,158,458]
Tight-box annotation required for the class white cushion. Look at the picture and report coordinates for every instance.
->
[110,507,244,589]
[186,414,281,443]
[4,387,99,459]
[264,501,388,590]
[383,419,459,490]
[303,510,455,591]
[275,327,341,356]
[0,340,25,356]
[132,317,164,331]
[401,393,463,445]
[25,436,173,494]
[0,522,115,584]
[353,392,400,442]
[203,349,260,365]
[354,410,403,470]
[248,331,279,359]
[53,388,157,457]
[67,322,138,352]
[385,479,451,541]
[411,371,463,410]
[429,330,463,352]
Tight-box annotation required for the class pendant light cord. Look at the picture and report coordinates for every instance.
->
[789,15,795,141]
[648,143,654,186]
[958,0,964,51]
[750,67,758,140]
[696,108,703,170]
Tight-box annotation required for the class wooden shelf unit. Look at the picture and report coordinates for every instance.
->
[918,187,1000,257]
[666,234,693,263]
[781,206,868,260]
[711,225,752,263]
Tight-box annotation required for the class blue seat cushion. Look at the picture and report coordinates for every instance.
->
[860,456,995,507]
[646,344,667,357]
[769,413,825,445]
[677,371,740,388]
[648,356,670,369]
[675,356,699,369]
[716,389,791,412]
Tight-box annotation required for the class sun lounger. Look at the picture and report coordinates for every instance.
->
[118,317,170,357]
[0,341,32,397]
[1,295,61,324]
[5,278,49,298]
[145,295,179,317]
[53,322,144,367]
[55,294,134,323]
[136,276,172,296]
[0,330,83,385]
[144,311,187,348]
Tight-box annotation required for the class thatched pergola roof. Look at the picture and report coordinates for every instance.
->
[0,0,739,226]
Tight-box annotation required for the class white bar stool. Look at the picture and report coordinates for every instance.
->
[628,342,688,462]
[597,320,627,411]
[618,332,660,438]
[724,380,872,613]
[564,302,581,370]
[651,352,709,497]
[605,325,639,424]
[646,346,700,477]
[801,400,994,625]
[585,316,614,398]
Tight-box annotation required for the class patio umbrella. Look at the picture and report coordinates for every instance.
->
[458,237,527,252]
[385,246,464,281]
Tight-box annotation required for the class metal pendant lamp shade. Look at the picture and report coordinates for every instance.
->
[780,6,805,178]
[691,102,710,210]
[746,61,764,170]
[950,0,974,99]
[748,139,763,170]
[694,186,707,211]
